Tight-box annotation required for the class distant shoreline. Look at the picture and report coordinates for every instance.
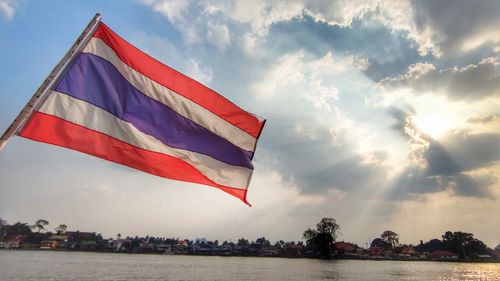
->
[2,248,499,264]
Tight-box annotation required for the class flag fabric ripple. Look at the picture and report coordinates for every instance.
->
[18,22,266,205]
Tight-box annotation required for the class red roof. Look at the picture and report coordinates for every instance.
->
[430,250,458,257]
[335,241,357,252]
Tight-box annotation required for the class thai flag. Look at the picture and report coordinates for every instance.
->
[18,22,265,205]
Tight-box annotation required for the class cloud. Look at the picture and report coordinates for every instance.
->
[206,21,231,52]
[429,132,500,175]
[137,0,498,202]
[0,0,15,20]
[387,108,500,199]
[467,115,500,124]
[142,0,189,23]
[380,57,500,101]
[443,172,495,198]
[142,0,201,44]
[410,0,500,56]
[185,58,213,85]
[251,50,393,196]
[259,118,390,196]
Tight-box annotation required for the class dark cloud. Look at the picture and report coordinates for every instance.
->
[467,115,500,124]
[387,110,500,199]
[437,132,500,174]
[443,173,494,198]
[423,135,498,198]
[421,132,500,198]
[267,15,426,81]
[411,0,500,56]
[258,116,388,195]
[388,106,414,136]
[424,142,459,176]
[381,57,500,101]
[384,165,441,200]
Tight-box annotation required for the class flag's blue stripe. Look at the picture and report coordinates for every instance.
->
[54,53,253,169]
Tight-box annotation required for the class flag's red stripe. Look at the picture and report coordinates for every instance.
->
[93,23,263,138]
[18,112,250,205]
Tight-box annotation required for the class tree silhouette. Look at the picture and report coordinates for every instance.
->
[371,238,390,249]
[303,217,340,258]
[55,224,67,235]
[316,218,340,241]
[32,219,49,233]
[381,230,399,249]
[442,231,489,258]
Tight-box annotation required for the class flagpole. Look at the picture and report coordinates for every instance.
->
[0,13,102,152]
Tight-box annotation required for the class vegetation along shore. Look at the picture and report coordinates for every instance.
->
[1,217,499,262]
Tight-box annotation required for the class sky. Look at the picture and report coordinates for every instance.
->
[0,0,499,247]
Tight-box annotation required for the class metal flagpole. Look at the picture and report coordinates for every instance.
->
[0,13,102,151]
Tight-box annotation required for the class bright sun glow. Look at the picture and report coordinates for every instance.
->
[412,113,451,139]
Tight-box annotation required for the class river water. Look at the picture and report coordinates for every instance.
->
[0,250,499,280]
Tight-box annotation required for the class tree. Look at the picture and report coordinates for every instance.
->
[302,217,341,258]
[5,222,32,237]
[316,218,340,241]
[371,238,390,249]
[32,219,49,233]
[415,239,444,253]
[255,237,270,246]
[381,230,399,249]
[55,224,67,235]
[274,240,285,249]
[237,237,249,247]
[302,228,318,245]
[442,231,489,258]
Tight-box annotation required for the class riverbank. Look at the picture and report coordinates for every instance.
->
[2,247,499,264]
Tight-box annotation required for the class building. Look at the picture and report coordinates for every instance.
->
[429,250,458,260]
[40,240,59,249]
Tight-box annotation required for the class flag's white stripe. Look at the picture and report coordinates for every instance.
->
[83,38,257,153]
[39,91,252,189]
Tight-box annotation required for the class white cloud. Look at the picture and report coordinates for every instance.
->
[255,51,368,104]
[185,58,213,85]
[206,21,231,52]
[0,0,15,20]
[142,0,201,44]
[141,0,500,58]
[142,0,189,23]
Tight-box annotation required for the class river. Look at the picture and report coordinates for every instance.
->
[0,250,499,280]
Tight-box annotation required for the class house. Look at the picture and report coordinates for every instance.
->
[283,243,305,257]
[4,235,27,249]
[401,246,417,256]
[47,235,69,248]
[261,246,279,256]
[108,239,132,252]
[66,231,96,242]
[40,240,59,249]
[370,246,384,257]
[335,241,360,258]
[429,250,458,260]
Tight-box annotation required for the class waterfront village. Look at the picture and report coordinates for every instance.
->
[1,217,499,262]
